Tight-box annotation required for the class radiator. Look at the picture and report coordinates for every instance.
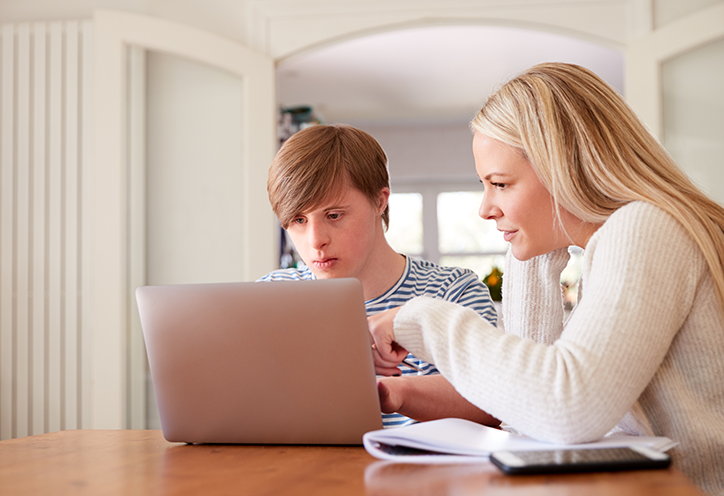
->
[0,20,93,440]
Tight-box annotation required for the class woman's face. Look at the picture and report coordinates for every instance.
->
[473,132,589,261]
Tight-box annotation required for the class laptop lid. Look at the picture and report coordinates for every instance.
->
[136,278,383,445]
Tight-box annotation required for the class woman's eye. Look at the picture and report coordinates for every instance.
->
[492,182,507,190]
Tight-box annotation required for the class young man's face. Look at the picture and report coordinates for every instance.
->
[286,184,387,281]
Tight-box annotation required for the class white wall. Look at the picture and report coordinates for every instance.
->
[0,0,252,47]
[653,0,723,27]
[355,122,478,185]
[0,0,716,57]
[662,36,724,205]
[146,51,246,286]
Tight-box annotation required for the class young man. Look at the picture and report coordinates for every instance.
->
[259,124,499,427]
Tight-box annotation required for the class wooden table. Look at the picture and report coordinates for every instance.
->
[0,430,705,495]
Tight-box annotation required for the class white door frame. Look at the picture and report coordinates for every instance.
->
[92,10,276,428]
[625,2,724,139]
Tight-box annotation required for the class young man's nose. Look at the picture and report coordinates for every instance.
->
[309,221,330,249]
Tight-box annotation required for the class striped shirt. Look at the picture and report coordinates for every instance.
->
[258,256,497,427]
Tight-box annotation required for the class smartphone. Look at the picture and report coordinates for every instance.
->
[490,446,671,475]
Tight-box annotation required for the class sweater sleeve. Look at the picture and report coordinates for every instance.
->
[393,202,705,444]
[502,247,570,344]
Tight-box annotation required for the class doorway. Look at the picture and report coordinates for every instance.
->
[274,24,623,291]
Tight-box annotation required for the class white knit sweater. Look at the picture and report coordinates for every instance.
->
[394,201,724,495]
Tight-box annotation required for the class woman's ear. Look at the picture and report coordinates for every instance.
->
[377,187,391,215]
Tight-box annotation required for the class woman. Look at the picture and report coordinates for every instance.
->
[368,63,724,495]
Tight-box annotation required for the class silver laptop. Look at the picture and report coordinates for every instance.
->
[136,278,383,445]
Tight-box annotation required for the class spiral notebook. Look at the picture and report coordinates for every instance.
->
[136,278,383,445]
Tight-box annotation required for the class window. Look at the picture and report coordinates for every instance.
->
[385,193,423,256]
[385,184,506,280]
[437,191,506,279]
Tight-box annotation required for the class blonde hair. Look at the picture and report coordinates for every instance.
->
[472,62,724,313]
[267,124,390,229]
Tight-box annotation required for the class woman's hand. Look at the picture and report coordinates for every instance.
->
[368,306,408,376]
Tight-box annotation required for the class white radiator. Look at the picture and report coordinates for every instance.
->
[0,20,93,440]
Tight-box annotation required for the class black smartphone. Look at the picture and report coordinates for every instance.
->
[490,446,671,475]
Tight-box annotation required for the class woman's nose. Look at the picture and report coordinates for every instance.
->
[479,194,498,220]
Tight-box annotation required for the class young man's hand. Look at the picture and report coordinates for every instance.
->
[376,378,404,414]
[368,306,408,376]
[377,375,502,426]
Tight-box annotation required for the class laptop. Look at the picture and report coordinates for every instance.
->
[136,277,383,445]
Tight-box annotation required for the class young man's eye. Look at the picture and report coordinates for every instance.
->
[328,212,341,220]
[292,217,306,225]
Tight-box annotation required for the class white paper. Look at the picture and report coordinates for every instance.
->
[363,418,677,463]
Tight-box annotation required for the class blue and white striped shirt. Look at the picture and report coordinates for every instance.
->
[258,256,497,427]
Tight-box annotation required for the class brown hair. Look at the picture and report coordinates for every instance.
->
[267,124,390,229]
[472,62,724,314]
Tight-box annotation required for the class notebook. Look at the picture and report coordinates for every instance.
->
[136,277,383,445]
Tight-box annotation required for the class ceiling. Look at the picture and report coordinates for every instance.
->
[276,24,624,126]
